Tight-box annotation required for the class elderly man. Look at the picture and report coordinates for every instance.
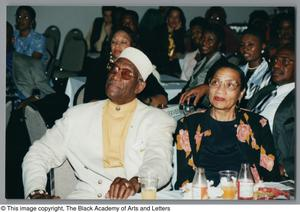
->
[22,47,176,199]
[247,45,295,180]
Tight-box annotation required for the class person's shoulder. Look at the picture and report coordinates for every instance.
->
[31,31,45,41]
[67,100,105,115]
[239,108,269,127]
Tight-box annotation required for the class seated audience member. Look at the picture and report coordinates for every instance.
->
[22,47,176,199]
[7,22,55,106]
[6,22,70,199]
[6,22,25,104]
[169,23,227,104]
[174,62,281,189]
[84,27,168,107]
[179,16,207,81]
[204,6,239,55]
[14,6,47,63]
[247,45,295,180]
[178,28,271,107]
[239,28,271,107]
[7,21,69,127]
[120,9,139,34]
[148,7,186,77]
[268,12,295,58]
[139,8,165,57]
[86,6,115,54]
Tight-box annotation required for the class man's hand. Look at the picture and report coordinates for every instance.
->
[106,177,140,199]
[179,84,209,106]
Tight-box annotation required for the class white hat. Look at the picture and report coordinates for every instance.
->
[118,47,153,81]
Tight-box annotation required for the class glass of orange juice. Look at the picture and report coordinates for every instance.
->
[219,170,238,200]
[139,177,158,200]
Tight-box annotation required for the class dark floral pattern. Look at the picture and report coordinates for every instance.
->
[174,109,281,190]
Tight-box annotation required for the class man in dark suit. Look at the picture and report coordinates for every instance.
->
[86,6,115,53]
[247,45,295,180]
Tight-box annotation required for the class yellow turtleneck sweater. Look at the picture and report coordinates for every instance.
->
[102,99,137,168]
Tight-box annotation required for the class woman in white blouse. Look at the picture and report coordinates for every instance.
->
[239,28,271,107]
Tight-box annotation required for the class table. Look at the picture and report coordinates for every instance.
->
[65,76,86,107]
[130,180,295,200]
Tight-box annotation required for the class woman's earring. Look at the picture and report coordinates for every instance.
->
[261,49,265,55]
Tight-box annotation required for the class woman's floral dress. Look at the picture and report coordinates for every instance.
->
[174,108,281,189]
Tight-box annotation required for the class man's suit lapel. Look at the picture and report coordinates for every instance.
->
[273,89,295,129]
[247,84,277,110]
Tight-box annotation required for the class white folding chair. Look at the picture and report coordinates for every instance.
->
[24,105,48,144]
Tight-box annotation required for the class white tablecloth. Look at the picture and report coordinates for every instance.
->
[129,190,183,200]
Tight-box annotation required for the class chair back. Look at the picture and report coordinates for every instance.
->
[73,84,85,105]
[44,25,61,58]
[24,105,48,144]
[52,160,77,198]
[59,28,87,73]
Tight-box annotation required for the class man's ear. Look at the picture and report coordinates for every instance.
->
[135,80,146,95]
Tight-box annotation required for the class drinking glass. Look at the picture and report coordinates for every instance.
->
[139,177,158,200]
[219,170,238,200]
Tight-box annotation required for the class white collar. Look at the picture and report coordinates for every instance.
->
[276,82,295,96]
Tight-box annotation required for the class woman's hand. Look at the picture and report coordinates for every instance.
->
[106,177,140,199]
[179,84,209,106]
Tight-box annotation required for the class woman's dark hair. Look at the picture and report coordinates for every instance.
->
[241,27,266,44]
[249,10,269,24]
[165,7,186,30]
[15,6,36,29]
[207,61,247,91]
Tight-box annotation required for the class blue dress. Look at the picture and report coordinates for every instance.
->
[14,30,47,64]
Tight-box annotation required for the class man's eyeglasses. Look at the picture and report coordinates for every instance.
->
[209,79,240,91]
[109,65,138,80]
[271,57,294,66]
